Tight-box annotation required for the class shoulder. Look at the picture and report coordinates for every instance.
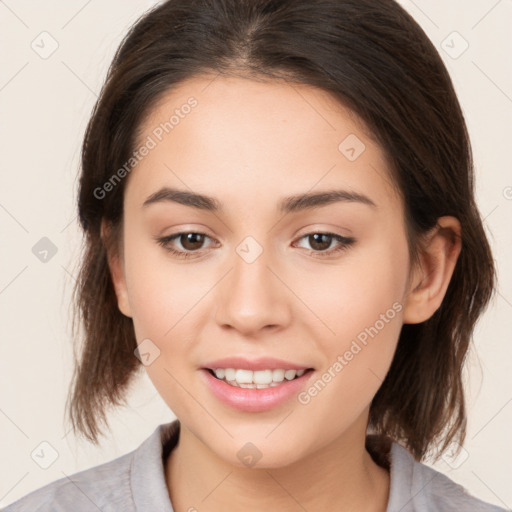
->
[2,421,179,512]
[2,421,180,512]
[386,441,508,512]
[2,449,135,512]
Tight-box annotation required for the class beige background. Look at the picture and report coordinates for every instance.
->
[0,0,511,508]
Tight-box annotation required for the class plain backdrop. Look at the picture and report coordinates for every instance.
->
[0,0,511,509]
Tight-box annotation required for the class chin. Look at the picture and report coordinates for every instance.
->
[211,434,307,470]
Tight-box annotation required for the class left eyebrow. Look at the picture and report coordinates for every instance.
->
[278,189,377,213]
[142,187,377,213]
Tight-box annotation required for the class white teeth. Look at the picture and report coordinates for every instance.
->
[224,368,236,381]
[272,369,285,382]
[253,369,273,384]
[235,369,253,383]
[211,367,308,388]
[284,369,297,380]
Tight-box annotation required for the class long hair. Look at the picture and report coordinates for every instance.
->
[66,0,496,462]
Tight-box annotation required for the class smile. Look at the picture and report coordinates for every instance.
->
[201,367,315,412]
[208,368,310,388]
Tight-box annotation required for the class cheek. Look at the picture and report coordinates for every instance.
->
[296,257,406,438]
[123,243,203,414]
[302,231,408,394]
[310,239,407,341]
[122,234,214,408]
[123,233,203,339]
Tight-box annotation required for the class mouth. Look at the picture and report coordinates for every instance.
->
[200,362,316,412]
[204,367,315,389]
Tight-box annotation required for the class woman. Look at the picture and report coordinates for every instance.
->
[4,0,507,510]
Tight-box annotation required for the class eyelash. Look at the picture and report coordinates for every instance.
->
[155,231,355,260]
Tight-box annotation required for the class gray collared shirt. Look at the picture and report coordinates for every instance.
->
[3,420,507,511]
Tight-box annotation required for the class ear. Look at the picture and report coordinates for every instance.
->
[101,219,132,318]
[402,216,462,324]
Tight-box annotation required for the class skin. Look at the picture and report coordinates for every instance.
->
[105,75,461,512]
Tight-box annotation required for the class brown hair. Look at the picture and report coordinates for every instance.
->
[66,0,496,461]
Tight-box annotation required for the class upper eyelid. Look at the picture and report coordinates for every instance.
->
[162,223,353,239]
[162,232,217,247]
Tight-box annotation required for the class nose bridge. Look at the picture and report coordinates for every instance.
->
[214,236,291,334]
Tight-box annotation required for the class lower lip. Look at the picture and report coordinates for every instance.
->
[200,369,314,412]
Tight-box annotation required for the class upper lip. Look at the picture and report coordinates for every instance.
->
[201,356,313,371]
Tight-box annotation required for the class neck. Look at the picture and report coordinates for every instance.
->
[165,412,390,512]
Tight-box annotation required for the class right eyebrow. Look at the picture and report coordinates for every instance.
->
[142,187,222,212]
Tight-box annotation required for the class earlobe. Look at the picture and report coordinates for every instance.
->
[402,216,462,324]
[101,220,133,318]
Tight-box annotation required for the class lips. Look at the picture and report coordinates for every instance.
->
[199,356,316,411]
[201,356,313,372]
[200,365,315,412]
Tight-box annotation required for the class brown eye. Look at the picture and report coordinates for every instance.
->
[155,231,215,259]
[294,232,356,258]
[307,233,334,251]
[178,233,207,251]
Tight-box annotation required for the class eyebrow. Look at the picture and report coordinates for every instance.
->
[142,187,377,213]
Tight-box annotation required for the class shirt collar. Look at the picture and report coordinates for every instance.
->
[131,420,180,511]
[130,419,412,512]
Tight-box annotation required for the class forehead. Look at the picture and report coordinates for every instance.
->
[126,75,400,215]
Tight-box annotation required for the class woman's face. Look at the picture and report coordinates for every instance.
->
[112,75,414,467]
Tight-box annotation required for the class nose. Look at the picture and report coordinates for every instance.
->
[214,246,292,336]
